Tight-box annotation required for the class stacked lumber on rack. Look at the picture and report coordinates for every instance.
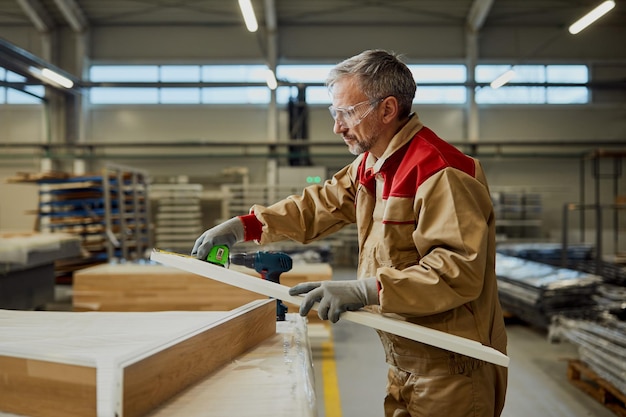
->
[0,300,285,417]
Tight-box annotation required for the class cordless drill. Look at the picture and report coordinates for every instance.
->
[230,251,293,321]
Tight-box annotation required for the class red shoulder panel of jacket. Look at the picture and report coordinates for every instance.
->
[358,127,475,199]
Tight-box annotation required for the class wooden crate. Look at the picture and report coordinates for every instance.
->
[73,262,332,320]
[0,300,276,417]
[567,359,626,417]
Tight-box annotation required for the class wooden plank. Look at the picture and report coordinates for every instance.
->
[121,299,276,417]
[0,356,97,417]
[0,300,277,417]
[150,249,510,368]
[72,263,331,322]
[147,314,317,417]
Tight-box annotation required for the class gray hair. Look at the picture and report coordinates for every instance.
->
[326,49,416,119]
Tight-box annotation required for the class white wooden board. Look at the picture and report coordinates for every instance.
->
[150,249,509,367]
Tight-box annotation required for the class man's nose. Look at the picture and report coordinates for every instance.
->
[333,118,348,134]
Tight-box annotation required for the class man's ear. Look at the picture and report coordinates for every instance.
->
[381,96,399,123]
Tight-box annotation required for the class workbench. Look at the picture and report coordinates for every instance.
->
[0,303,316,417]
[0,232,82,309]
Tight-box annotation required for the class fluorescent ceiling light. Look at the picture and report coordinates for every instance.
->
[41,68,74,88]
[490,69,515,89]
[568,0,615,35]
[238,0,258,32]
[29,66,75,89]
[265,69,277,90]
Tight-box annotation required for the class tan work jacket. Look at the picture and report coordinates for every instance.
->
[252,114,507,375]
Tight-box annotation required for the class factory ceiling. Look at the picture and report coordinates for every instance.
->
[0,0,623,33]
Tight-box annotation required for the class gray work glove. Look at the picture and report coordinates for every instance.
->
[288,278,379,323]
[191,217,245,260]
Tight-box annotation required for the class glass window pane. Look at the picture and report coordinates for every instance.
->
[201,87,269,103]
[415,86,466,103]
[0,88,5,104]
[160,88,201,103]
[547,65,588,83]
[6,71,26,82]
[475,64,589,104]
[547,87,588,103]
[90,87,159,103]
[7,89,42,104]
[160,65,200,82]
[25,85,45,98]
[511,65,545,82]
[409,65,466,82]
[201,65,267,82]
[90,65,159,82]
[475,65,512,83]
[276,65,334,82]
[476,86,546,103]
[0,67,5,79]
[305,86,331,104]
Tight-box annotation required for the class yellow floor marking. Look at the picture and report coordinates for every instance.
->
[321,324,342,417]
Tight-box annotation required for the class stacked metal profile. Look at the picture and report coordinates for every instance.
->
[495,253,602,328]
[550,314,626,397]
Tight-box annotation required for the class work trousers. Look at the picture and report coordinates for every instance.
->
[383,360,507,417]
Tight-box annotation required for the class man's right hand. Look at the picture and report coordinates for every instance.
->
[191,217,245,260]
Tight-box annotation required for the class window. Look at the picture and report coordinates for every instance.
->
[86,63,589,105]
[89,64,269,104]
[410,65,467,104]
[276,64,467,104]
[0,68,45,104]
[475,65,588,104]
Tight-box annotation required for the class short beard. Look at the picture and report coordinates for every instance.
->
[347,121,382,155]
[348,139,371,155]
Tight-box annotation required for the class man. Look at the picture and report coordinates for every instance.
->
[192,49,508,417]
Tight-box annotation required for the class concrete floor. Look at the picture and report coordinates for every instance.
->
[310,267,617,417]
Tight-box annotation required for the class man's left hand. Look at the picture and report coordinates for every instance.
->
[288,278,379,323]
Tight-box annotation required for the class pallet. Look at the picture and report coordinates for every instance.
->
[567,359,626,417]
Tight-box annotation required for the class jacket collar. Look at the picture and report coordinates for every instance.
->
[367,113,423,174]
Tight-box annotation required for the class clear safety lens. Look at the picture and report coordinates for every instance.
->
[329,98,383,128]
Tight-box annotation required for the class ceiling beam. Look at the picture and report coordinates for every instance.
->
[467,0,494,32]
[0,37,81,94]
[15,0,54,32]
[52,0,87,32]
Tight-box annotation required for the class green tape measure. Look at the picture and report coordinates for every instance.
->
[206,245,229,267]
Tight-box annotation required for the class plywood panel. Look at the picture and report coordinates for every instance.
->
[0,357,96,417]
[72,262,331,320]
[122,299,276,417]
[0,300,276,417]
[147,314,317,417]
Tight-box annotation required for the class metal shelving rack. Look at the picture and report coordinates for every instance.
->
[562,150,625,278]
[9,164,152,279]
[102,164,152,262]
[150,183,202,254]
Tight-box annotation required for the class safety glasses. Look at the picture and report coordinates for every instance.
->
[328,97,384,128]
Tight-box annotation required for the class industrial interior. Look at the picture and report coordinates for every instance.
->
[0,0,625,416]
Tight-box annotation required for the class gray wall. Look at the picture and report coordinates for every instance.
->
[1,24,624,256]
